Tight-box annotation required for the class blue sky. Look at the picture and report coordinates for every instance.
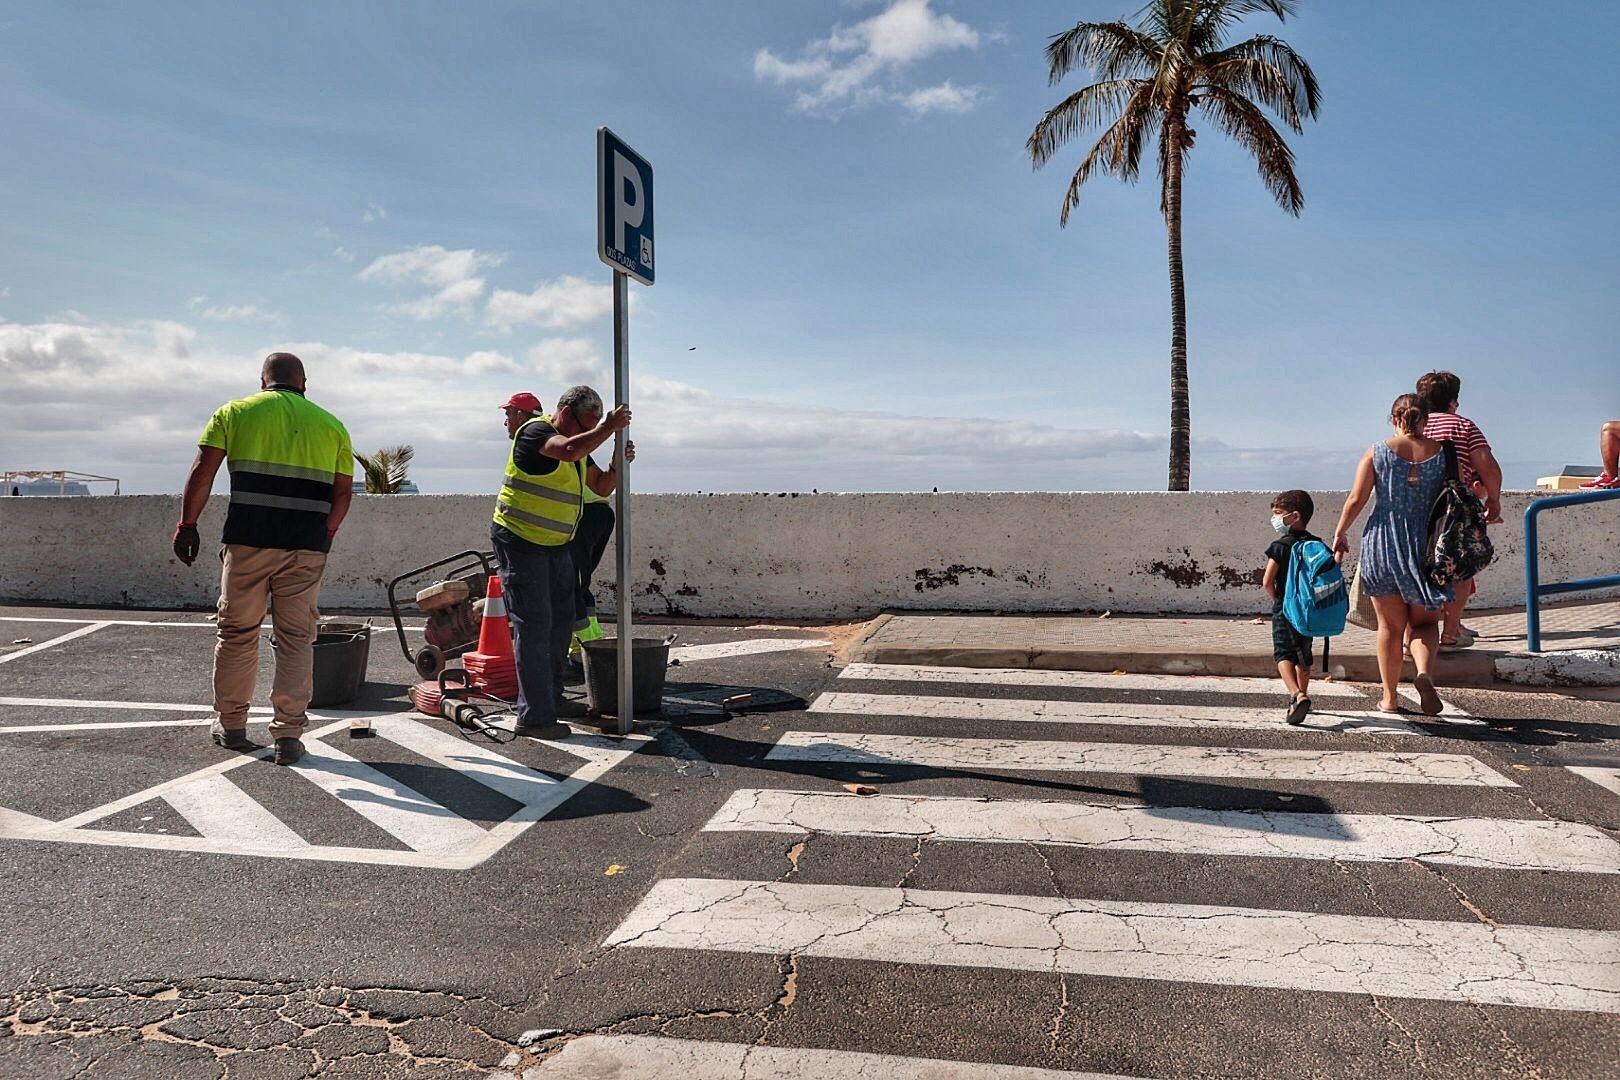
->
[3,0,1617,494]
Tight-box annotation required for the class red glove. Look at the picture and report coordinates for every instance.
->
[173,521,200,566]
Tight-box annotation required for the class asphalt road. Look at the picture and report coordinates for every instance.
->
[1,605,1617,1079]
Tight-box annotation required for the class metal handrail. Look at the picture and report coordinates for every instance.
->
[1523,487,1620,652]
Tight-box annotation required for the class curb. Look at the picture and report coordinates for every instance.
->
[846,641,1501,687]
[1495,648,1620,687]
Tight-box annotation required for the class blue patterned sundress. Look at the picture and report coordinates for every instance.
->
[1357,442,1454,610]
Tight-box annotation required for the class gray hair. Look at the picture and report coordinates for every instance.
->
[556,385,604,421]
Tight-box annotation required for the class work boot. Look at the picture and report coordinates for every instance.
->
[273,738,305,766]
[514,719,571,740]
[210,720,253,751]
[554,697,591,719]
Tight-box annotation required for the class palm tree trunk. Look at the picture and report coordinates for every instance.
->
[1164,128,1191,492]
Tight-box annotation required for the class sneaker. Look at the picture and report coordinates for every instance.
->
[1285,694,1311,726]
[514,719,571,740]
[554,696,591,719]
[273,738,305,766]
[1578,473,1616,489]
[210,721,253,751]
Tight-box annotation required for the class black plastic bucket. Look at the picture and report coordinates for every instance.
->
[581,638,670,716]
[272,620,371,708]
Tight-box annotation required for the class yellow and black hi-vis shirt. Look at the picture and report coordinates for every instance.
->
[199,386,353,553]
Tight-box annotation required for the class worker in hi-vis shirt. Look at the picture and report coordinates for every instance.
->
[174,352,354,767]
[491,383,629,738]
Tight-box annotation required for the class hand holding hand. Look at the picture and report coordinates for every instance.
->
[172,522,200,566]
[1331,533,1350,562]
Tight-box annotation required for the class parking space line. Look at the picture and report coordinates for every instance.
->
[54,720,347,829]
[163,773,310,848]
[0,616,216,628]
[0,622,112,663]
[291,738,492,855]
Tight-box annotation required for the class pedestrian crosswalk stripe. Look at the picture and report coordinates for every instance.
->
[705,789,1620,873]
[163,773,309,850]
[839,663,1367,699]
[670,638,831,663]
[766,732,1516,787]
[809,691,1452,735]
[1568,766,1620,800]
[605,878,1620,1013]
[531,1034,1146,1079]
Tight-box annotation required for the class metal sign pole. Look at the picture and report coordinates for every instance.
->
[611,269,633,736]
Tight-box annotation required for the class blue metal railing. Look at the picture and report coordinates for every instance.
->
[1523,487,1620,652]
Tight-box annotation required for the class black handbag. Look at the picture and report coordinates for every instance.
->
[1424,440,1494,588]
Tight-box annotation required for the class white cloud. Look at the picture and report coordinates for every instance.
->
[188,296,280,322]
[361,202,388,224]
[332,246,356,263]
[755,0,984,115]
[899,80,979,115]
[527,338,607,386]
[486,274,614,331]
[358,244,503,320]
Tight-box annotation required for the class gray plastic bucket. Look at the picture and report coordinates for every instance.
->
[271,620,371,708]
[581,638,670,716]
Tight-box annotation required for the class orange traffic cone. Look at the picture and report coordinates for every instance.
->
[475,574,515,661]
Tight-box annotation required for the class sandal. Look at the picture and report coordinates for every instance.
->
[1377,703,1410,715]
[1413,674,1443,716]
[1440,628,1477,651]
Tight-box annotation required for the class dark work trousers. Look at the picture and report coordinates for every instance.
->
[490,525,575,726]
[568,502,616,628]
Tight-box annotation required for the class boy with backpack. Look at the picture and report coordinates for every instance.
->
[1263,490,1348,725]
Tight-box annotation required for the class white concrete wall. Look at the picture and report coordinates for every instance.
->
[2,491,1615,617]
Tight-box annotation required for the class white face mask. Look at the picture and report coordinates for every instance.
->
[1270,514,1291,535]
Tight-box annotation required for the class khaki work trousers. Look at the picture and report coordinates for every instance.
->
[214,544,327,741]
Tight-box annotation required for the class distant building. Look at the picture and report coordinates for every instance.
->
[3,471,119,496]
[397,480,421,494]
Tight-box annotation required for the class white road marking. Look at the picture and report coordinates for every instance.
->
[0,718,217,734]
[706,789,1620,873]
[1568,766,1620,799]
[0,622,110,663]
[290,738,491,855]
[0,714,650,868]
[163,773,309,849]
[606,878,1620,1014]
[670,638,831,663]
[809,691,1449,735]
[0,616,216,628]
[766,731,1516,787]
[530,1035,1142,1079]
[839,663,1367,699]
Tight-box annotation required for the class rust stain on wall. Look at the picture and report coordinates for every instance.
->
[914,565,997,592]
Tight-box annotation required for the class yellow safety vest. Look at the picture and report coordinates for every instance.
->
[492,417,585,546]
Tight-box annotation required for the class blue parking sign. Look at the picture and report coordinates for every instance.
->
[597,128,654,286]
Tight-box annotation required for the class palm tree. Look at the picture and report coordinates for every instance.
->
[1028,0,1320,490]
[354,444,415,494]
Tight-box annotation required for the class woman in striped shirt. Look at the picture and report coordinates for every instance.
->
[1416,371,1503,649]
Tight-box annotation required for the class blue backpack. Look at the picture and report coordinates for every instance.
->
[1283,538,1348,637]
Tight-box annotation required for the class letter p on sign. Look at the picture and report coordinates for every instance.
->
[598,128,655,286]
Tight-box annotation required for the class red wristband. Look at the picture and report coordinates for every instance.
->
[177,521,198,529]
[327,529,338,538]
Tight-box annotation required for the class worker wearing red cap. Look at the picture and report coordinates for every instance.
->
[501,392,544,439]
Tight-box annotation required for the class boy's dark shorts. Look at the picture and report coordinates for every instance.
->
[1272,611,1314,668]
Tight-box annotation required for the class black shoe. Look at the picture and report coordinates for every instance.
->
[210,721,253,751]
[1285,694,1311,726]
[273,738,305,766]
[554,697,591,719]
[514,720,571,740]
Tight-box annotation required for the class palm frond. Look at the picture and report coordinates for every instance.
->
[353,444,416,494]
[1058,82,1160,226]
[1202,34,1321,130]
[1027,79,1145,169]
[1046,21,1162,85]
[1188,0,1298,52]
[1194,86,1304,213]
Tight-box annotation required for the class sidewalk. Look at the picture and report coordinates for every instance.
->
[848,600,1620,687]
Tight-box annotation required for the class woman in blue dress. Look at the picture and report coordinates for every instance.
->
[1329,394,1453,715]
